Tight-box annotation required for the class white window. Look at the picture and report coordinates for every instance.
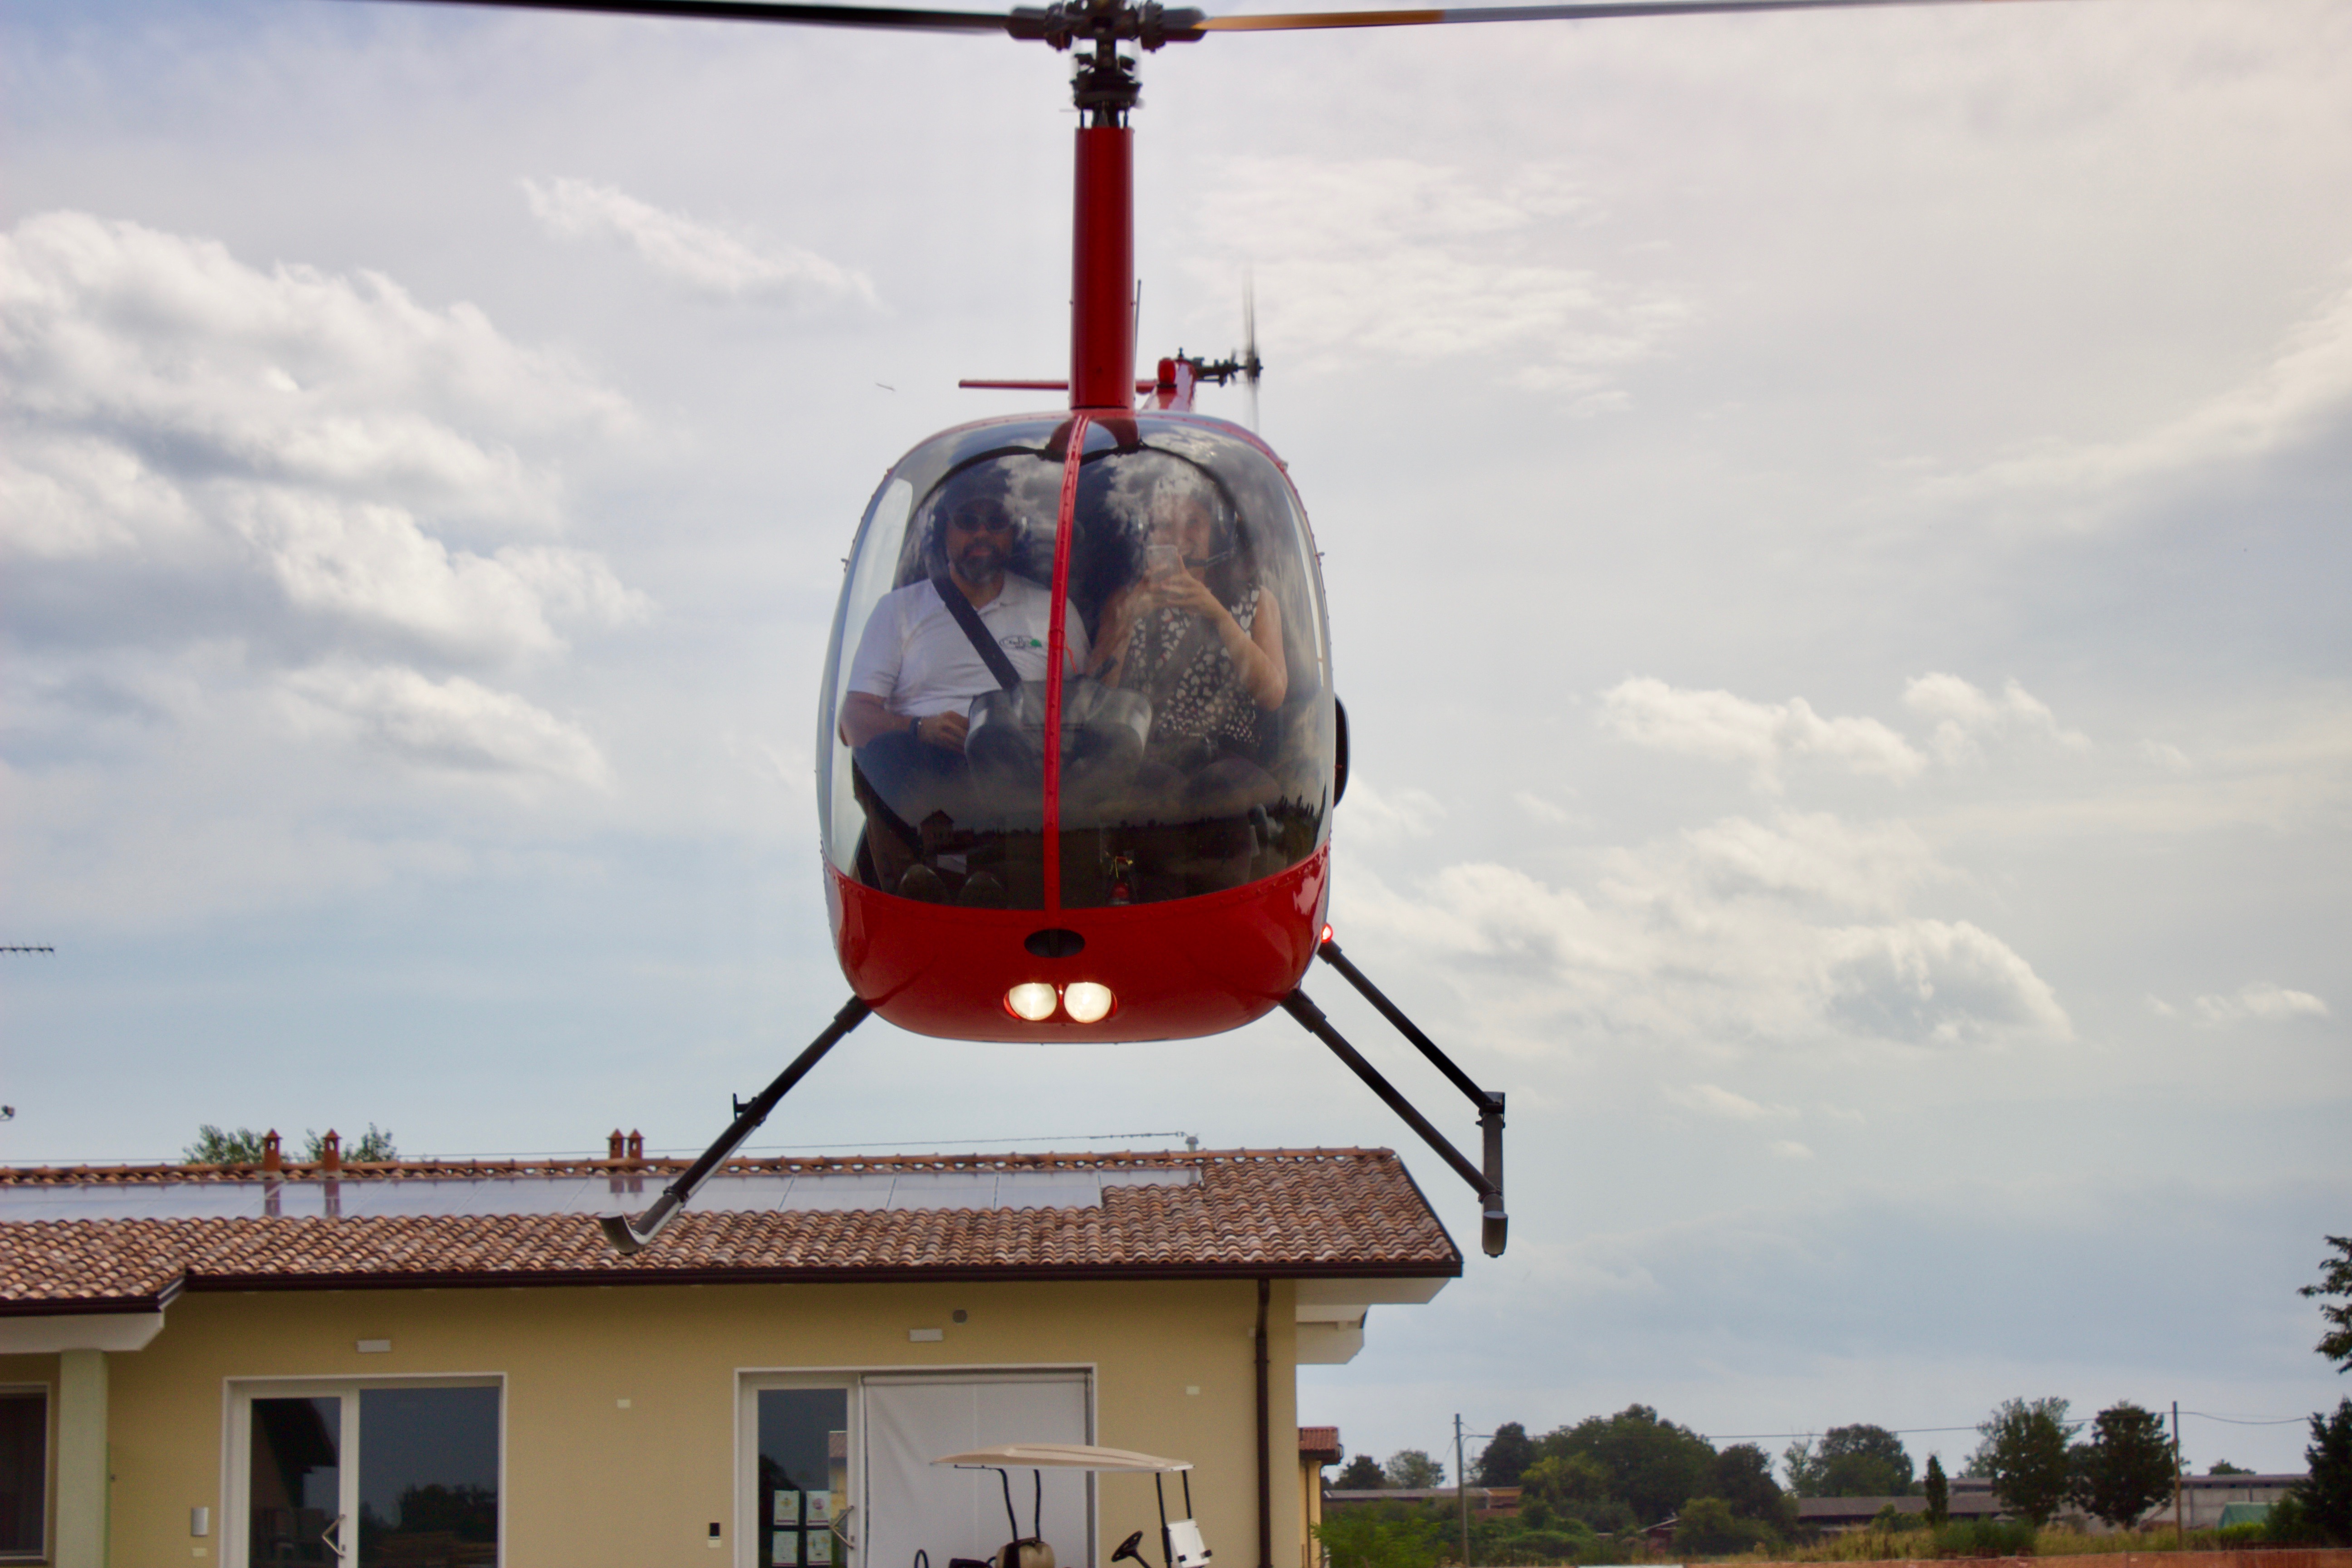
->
[228,1378,501,1567]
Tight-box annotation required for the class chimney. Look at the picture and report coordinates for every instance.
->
[607,1129,625,1161]
[626,1130,644,1163]
[321,1129,342,1174]
[262,1130,282,1174]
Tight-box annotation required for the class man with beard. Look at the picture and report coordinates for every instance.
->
[840,471,1089,895]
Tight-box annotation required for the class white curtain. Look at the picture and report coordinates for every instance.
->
[862,1374,1092,1568]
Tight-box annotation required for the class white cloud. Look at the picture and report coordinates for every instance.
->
[0,210,628,528]
[522,177,879,308]
[1665,1083,1796,1121]
[1192,157,1690,397]
[1820,918,2073,1047]
[1929,265,2352,526]
[282,663,612,789]
[0,211,647,778]
[229,489,647,664]
[1674,812,1948,917]
[1513,789,1576,826]
[1769,1140,1816,1161]
[1599,677,1926,791]
[2189,982,2331,1025]
[1338,781,1449,845]
[1904,673,2090,763]
[1336,811,2068,1055]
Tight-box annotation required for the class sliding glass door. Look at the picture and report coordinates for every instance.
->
[234,1382,501,1568]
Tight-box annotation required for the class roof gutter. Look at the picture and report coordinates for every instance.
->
[170,1256,1460,1296]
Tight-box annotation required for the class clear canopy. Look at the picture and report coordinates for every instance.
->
[818,414,1334,912]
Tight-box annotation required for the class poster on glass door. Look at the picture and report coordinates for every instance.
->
[772,1491,837,1567]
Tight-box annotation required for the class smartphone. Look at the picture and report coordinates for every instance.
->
[1146,543,1183,580]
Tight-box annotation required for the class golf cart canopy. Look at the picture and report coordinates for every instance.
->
[932,1444,1192,1472]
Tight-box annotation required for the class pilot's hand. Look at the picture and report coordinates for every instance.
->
[915,711,970,750]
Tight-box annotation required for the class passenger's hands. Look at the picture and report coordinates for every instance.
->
[1148,570,1221,618]
[914,711,970,750]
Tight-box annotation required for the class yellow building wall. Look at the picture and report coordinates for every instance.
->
[101,1277,1299,1568]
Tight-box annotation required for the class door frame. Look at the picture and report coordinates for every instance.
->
[220,1374,506,1568]
[734,1366,1098,1568]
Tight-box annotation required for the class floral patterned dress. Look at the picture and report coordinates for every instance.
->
[1122,583,1264,760]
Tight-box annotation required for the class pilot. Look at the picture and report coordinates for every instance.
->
[839,469,1090,880]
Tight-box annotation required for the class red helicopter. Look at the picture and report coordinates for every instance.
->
[375,0,2022,1258]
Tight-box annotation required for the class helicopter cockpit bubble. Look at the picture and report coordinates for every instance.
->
[818,412,1333,921]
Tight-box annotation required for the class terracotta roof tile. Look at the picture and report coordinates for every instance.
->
[0,1149,1457,1310]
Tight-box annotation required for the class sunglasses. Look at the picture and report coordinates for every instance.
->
[947,503,1017,534]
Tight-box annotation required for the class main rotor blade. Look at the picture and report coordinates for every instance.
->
[1191,0,2052,34]
[354,0,1017,35]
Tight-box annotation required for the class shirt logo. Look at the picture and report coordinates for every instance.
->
[1002,635,1043,650]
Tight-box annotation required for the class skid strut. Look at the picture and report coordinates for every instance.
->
[598,996,872,1255]
[1280,936,1508,1257]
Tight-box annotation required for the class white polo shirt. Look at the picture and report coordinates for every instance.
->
[846,575,1093,719]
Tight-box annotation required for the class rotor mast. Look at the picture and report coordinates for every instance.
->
[1015,0,1199,409]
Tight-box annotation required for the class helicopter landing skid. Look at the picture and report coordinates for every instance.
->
[598,996,873,1255]
[1280,937,1507,1257]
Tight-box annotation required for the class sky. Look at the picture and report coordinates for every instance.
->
[4,0,2348,1481]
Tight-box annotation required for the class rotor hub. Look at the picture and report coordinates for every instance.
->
[1010,0,1204,119]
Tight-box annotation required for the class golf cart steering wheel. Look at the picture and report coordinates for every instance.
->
[1113,1531,1147,1566]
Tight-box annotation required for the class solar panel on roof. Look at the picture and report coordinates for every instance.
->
[0,1164,1196,1223]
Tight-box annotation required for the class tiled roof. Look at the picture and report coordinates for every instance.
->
[1299,1426,1343,1463]
[0,1149,1457,1312]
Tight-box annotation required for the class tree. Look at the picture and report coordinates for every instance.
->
[1709,1444,1789,1528]
[1519,1453,1635,1535]
[1922,1456,1949,1528]
[2208,1460,2251,1476]
[184,1125,271,1165]
[1537,1405,1718,1525]
[1316,1504,1446,1568]
[1334,1455,1387,1490]
[1384,1450,1445,1490]
[2069,1402,2176,1529]
[1971,1398,2076,1526]
[2303,1235,2352,1372]
[182,1122,398,1165]
[1816,1425,1917,1497]
[1782,1438,1824,1496]
[1477,1422,1535,1488]
[1674,1497,1775,1555]
[311,1123,397,1162]
[2288,1398,2352,1545]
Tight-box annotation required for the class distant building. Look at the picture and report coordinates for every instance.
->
[1803,1473,2311,1536]
[1323,1487,1521,1520]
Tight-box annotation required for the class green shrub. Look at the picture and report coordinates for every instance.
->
[1931,1518,2037,1557]
[2265,1491,2319,1545]
[1676,1498,1783,1557]
[1316,1505,1447,1568]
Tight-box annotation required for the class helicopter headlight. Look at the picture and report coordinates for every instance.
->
[1004,982,1060,1022]
[1062,981,1116,1023]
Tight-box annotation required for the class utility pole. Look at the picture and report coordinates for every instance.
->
[2171,1401,2184,1546]
[1456,1414,1470,1568]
